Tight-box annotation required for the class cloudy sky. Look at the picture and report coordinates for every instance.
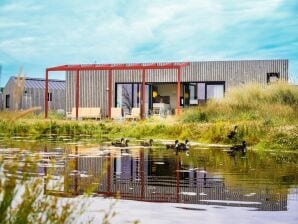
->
[0,0,297,85]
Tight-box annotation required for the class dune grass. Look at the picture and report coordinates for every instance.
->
[181,82,298,124]
[0,82,297,150]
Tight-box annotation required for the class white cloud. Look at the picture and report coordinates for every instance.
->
[0,0,297,85]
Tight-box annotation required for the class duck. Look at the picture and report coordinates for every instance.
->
[112,138,129,147]
[166,140,179,149]
[230,141,246,153]
[175,139,190,151]
[111,138,124,146]
[227,125,238,140]
[141,139,153,147]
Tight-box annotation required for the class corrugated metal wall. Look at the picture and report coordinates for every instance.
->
[182,60,288,88]
[2,77,65,112]
[65,60,288,117]
[66,70,109,116]
[2,77,16,110]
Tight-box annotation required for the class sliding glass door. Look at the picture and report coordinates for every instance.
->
[116,83,150,115]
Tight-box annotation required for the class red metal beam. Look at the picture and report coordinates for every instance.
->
[141,69,146,119]
[176,68,181,115]
[108,69,112,118]
[75,70,80,120]
[178,62,190,68]
[146,63,158,67]
[46,62,190,72]
[47,65,68,71]
[113,64,127,68]
[45,69,49,118]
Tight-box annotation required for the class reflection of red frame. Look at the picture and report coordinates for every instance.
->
[45,63,189,119]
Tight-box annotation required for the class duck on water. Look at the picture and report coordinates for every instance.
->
[140,139,153,147]
[166,140,190,151]
[166,140,179,149]
[111,138,129,147]
[230,141,247,152]
[176,140,191,151]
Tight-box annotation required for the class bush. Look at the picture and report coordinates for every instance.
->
[181,108,208,123]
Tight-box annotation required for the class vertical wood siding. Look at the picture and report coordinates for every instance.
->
[65,60,288,117]
[66,70,109,117]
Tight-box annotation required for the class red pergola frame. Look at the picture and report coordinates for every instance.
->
[45,62,190,120]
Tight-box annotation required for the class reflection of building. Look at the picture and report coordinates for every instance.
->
[45,60,288,119]
[3,76,65,112]
[45,147,287,211]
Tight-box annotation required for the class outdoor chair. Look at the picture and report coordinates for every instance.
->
[111,107,123,120]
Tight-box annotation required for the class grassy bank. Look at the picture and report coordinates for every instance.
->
[0,82,297,150]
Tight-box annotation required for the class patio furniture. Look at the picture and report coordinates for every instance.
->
[111,107,123,120]
[152,103,171,116]
[67,107,101,120]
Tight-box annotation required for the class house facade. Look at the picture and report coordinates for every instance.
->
[3,76,65,112]
[46,59,288,119]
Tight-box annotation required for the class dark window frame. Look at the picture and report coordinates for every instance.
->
[114,82,152,113]
[48,92,53,102]
[267,73,280,83]
[115,81,225,109]
[183,81,225,104]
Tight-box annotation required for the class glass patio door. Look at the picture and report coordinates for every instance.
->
[116,83,151,115]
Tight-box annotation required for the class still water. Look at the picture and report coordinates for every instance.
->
[0,136,297,221]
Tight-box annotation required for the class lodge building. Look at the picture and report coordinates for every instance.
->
[45,59,288,119]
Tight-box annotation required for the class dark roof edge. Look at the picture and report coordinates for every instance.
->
[12,76,65,82]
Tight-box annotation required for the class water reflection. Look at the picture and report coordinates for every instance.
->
[47,146,293,211]
[1,140,297,212]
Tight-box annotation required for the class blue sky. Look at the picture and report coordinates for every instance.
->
[0,0,298,86]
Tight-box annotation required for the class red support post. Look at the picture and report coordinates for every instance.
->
[74,145,78,194]
[45,69,49,119]
[75,70,80,120]
[141,69,146,119]
[108,70,112,118]
[140,149,145,199]
[176,155,180,203]
[176,68,181,115]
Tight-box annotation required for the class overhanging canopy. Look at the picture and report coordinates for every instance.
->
[46,62,190,71]
[45,62,190,119]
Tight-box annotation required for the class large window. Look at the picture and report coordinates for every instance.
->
[116,84,135,113]
[197,83,205,100]
[206,84,224,99]
[116,84,150,114]
[183,82,225,106]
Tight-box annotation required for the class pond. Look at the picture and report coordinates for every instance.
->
[0,136,297,223]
